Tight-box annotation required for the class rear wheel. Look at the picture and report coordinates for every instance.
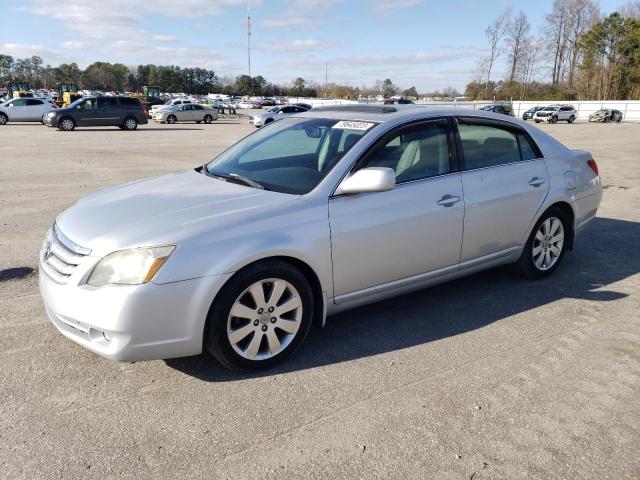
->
[0,113,7,125]
[123,117,138,130]
[204,114,213,124]
[616,116,622,123]
[59,117,75,131]
[204,260,314,371]
[512,207,569,279]
[568,115,575,123]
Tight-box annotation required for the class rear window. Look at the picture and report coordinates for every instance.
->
[119,97,141,108]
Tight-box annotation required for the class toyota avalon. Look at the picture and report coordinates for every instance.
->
[39,105,602,371]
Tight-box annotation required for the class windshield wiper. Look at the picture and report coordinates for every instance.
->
[200,166,265,190]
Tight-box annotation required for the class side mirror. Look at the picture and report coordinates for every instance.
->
[335,167,396,195]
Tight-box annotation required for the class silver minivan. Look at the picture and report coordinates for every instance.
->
[39,106,602,370]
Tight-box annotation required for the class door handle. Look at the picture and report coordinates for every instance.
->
[529,177,546,187]
[437,194,461,207]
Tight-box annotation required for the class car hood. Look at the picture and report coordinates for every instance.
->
[56,170,296,254]
[590,111,606,117]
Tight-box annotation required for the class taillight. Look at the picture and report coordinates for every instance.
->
[587,159,599,176]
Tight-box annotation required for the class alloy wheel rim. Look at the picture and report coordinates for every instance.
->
[533,217,564,271]
[62,119,73,130]
[0,115,6,125]
[125,119,136,129]
[227,278,302,361]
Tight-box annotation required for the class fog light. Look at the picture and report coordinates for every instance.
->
[103,332,112,343]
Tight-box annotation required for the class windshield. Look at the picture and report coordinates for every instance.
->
[205,117,371,194]
[542,107,556,111]
[267,106,279,113]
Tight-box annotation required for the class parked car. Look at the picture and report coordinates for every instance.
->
[522,106,545,120]
[0,97,57,125]
[44,96,148,131]
[479,104,514,116]
[384,98,415,105]
[39,106,602,370]
[249,105,309,127]
[150,98,194,114]
[152,104,218,124]
[238,101,261,109]
[588,109,623,123]
[534,105,577,124]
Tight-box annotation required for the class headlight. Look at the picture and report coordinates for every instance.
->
[47,112,56,117]
[87,245,175,286]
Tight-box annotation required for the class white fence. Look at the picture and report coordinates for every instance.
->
[285,97,640,122]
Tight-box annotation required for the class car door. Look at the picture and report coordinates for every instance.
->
[7,98,28,120]
[191,104,205,121]
[25,99,46,120]
[74,98,99,126]
[329,118,464,300]
[96,96,120,126]
[455,117,549,263]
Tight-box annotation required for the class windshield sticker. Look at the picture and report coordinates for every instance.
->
[332,120,375,131]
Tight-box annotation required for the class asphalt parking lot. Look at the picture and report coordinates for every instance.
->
[1,117,639,479]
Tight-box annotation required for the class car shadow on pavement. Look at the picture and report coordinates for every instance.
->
[65,127,205,132]
[165,216,638,382]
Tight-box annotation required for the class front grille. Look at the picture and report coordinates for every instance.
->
[41,224,90,284]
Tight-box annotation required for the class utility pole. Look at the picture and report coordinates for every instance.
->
[324,61,328,98]
[247,0,252,77]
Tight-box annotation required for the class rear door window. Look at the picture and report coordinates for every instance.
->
[457,121,525,169]
[26,99,43,106]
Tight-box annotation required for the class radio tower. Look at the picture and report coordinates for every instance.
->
[247,0,252,77]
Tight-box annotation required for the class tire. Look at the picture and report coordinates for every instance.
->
[534,120,540,124]
[512,207,570,280]
[264,118,274,125]
[204,260,314,371]
[167,115,177,124]
[123,117,138,130]
[58,117,75,131]
[550,116,558,124]
[603,116,610,123]
[568,115,575,123]
[0,113,7,125]
[203,114,213,124]
[616,116,622,123]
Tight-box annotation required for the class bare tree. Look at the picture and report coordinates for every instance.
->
[566,0,600,87]
[506,10,531,83]
[484,9,510,97]
[620,1,640,17]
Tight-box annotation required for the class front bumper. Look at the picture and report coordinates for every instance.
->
[44,115,59,127]
[39,261,232,362]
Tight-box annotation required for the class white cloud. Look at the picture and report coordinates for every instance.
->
[374,0,426,11]
[150,34,176,42]
[263,16,316,29]
[261,38,342,53]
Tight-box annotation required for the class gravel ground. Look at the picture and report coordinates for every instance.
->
[0,117,638,479]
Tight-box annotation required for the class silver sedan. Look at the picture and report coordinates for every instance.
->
[39,106,602,371]
[153,104,218,124]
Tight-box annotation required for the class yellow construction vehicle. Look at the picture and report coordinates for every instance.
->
[55,83,82,107]
[7,81,33,99]
[131,85,163,110]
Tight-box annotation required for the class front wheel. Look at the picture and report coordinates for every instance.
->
[0,113,7,125]
[512,207,569,279]
[123,117,138,130]
[550,116,558,124]
[166,115,177,124]
[204,260,314,371]
[604,116,610,123]
[58,117,75,131]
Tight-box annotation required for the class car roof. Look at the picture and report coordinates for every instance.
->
[297,104,521,124]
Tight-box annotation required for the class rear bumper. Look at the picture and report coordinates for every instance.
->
[39,264,233,362]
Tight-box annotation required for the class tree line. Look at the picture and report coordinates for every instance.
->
[465,0,640,101]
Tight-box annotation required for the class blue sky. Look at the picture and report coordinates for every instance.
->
[1,0,628,91]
